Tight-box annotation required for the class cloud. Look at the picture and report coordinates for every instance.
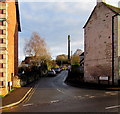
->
[18,2,94,60]
[19,1,118,60]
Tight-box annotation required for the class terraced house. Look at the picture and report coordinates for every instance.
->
[84,0,120,85]
[0,0,21,96]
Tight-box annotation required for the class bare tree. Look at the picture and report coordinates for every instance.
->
[24,32,51,65]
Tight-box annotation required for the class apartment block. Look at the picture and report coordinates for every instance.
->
[0,0,21,96]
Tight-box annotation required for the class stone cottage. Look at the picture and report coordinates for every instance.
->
[83,0,120,85]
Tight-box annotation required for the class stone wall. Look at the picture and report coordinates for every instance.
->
[84,3,116,83]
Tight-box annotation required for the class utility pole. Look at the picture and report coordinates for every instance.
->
[68,35,70,62]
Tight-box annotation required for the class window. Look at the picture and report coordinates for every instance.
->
[0,30,3,35]
[0,54,3,59]
[0,39,3,43]
[0,21,3,25]
[0,63,3,68]
[0,81,4,88]
[3,30,5,35]
[0,72,3,77]
[0,9,3,14]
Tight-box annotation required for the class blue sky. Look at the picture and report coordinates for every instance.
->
[18,0,120,61]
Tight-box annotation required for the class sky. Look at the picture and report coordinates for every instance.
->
[18,0,120,61]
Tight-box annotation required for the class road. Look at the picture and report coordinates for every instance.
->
[3,70,120,112]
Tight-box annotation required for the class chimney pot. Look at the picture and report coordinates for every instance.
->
[97,0,105,4]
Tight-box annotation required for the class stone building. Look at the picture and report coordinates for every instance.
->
[0,1,21,96]
[83,0,120,85]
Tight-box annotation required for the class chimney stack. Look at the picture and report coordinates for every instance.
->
[97,0,105,4]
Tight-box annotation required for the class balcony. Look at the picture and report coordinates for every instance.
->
[0,77,6,81]
[0,68,6,72]
[0,14,6,19]
[0,59,6,64]
[0,51,6,54]
[0,26,6,30]
[0,4,6,10]
[0,44,6,48]
[0,47,6,51]
[0,35,6,38]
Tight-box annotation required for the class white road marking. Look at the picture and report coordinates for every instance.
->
[74,96,84,99]
[105,92,112,94]
[50,100,59,103]
[89,96,95,98]
[105,91,118,96]
[105,105,120,110]
[74,96,82,98]
[110,93,117,96]
[23,103,33,107]
[57,89,65,94]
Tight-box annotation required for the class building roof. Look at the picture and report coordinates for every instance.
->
[105,2,120,14]
[74,49,83,56]
[83,2,120,28]
[80,52,84,56]
[15,2,21,31]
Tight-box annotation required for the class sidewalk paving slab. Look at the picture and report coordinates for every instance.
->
[65,80,120,91]
[2,87,31,106]
[1,81,37,107]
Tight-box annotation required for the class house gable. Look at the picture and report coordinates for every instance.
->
[83,2,120,28]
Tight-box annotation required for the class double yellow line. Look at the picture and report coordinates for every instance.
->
[0,88,33,110]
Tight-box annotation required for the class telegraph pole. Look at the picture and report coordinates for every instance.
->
[68,35,70,61]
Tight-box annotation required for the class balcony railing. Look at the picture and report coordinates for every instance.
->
[0,26,6,30]
[0,14,6,19]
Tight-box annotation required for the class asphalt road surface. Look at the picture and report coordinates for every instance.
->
[3,70,120,112]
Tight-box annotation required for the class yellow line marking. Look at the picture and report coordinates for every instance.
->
[0,88,33,110]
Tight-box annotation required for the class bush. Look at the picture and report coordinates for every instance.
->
[18,64,48,86]
[65,65,84,83]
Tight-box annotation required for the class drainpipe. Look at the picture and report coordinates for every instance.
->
[112,13,120,85]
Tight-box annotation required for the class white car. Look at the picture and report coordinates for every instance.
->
[47,70,56,76]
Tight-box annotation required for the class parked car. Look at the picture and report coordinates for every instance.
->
[47,69,56,76]
[54,68,61,73]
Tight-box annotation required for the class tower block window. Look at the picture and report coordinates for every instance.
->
[3,30,6,35]
[0,39,3,43]
[0,63,3,68]
[0,54,3,59]
[0,21,3,26]
[0,30,3,35]
[0,72,3,77]
[0,9,3,14]
[0,81,4,88]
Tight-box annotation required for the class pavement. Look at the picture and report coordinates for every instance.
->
[65,80,120,91]
[0,81,37,109]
